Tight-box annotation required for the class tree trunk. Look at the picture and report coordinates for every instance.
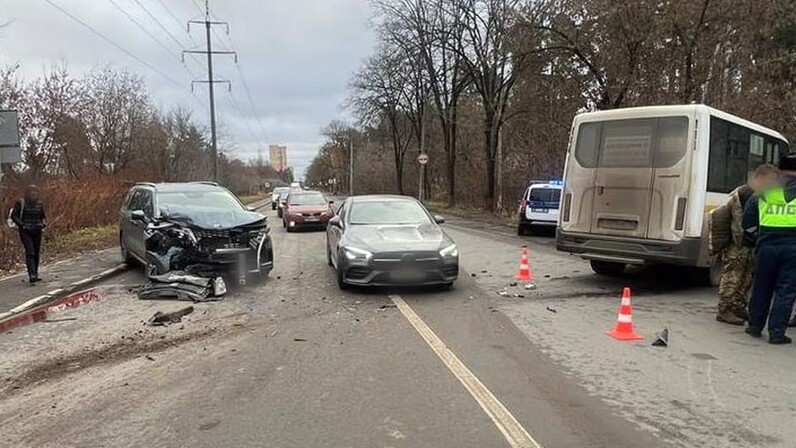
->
[483,109,498,209]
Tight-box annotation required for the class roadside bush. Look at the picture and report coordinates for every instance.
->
[0,177,130,272]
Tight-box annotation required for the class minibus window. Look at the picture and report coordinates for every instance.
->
[600,119,655,167]
[574,122,600,168]
[654,117,689,168]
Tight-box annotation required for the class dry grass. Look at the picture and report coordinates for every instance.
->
[238,193,267,205]
[1,177,129,272]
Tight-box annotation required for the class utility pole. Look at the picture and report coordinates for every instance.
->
[348,139,354,196]
[495,126,503,212]
[184,0,237,182]
[418,106,426,202]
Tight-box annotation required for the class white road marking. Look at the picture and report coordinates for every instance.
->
[390,295,543,448]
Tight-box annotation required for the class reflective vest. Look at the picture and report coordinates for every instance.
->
[759,188,796,228]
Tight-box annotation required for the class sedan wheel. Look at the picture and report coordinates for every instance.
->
[326,240,334,267]
[336,255,350,290]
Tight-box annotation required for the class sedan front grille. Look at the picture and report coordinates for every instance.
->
[193,228,249,249]
[371,251,440,270]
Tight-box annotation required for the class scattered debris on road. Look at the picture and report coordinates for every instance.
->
[652,328,669,347]
[135,220,234,302]
[147,306,195,326]
[524,283,536,290]
[546,306,557,313]
[293,338,308,342]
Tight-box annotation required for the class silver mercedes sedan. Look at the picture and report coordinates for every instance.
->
[325,195,459,289]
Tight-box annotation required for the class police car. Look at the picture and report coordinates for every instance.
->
[517,180,563,236]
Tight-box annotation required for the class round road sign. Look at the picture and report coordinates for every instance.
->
[417,153,429,165]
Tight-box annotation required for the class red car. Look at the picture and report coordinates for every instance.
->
[282,191,335,232]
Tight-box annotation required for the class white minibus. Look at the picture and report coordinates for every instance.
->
[556,105,790,285]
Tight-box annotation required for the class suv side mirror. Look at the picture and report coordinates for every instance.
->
[434,215,445,224]
[328,200,335,205]
[329,216,342,228]
[131,210,147,223]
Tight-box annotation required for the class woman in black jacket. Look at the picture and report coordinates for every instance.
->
[11,185,47,284]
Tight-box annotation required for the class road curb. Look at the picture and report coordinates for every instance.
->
[0,286,123,334]
[0,263,128,324]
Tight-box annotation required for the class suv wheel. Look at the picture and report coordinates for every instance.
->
[120,234,136,264]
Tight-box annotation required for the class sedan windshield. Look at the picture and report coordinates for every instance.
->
[349,200,432,225]
[158,191,242,210]
[289,193,327,206]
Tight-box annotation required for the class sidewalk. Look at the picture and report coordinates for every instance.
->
[0,248,125,315]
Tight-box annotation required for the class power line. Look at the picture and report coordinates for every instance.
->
[234,63,271,143]
[155,0,185,30]
[42,0,185,88]
[104,0,182,62]
[130,0,189,50]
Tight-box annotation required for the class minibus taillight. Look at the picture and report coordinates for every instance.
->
[562,193,572,222]
[675,197,687,230]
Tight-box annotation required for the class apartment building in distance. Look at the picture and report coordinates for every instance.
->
[269,144,289,172]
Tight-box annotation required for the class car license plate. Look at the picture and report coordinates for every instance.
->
[305,216,319,222]
[392,269,424,282]
[531,208,548,213]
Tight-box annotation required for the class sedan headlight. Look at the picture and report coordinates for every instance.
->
[439,244,458,258]
[344,246,373,261]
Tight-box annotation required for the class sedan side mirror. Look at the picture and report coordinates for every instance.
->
[131,209,147,223]
[329,216,342,228]
[246,206,256,212]
[434,215,445,224]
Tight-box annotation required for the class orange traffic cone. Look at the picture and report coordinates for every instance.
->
[515,246,533,281]
[606,287,643,341]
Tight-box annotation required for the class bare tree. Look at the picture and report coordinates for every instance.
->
[349,44,418,194]
[78,66,150,173]
[457,0,527,209]
[374,0,471,205]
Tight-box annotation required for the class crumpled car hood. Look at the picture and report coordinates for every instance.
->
[160,206,266,230]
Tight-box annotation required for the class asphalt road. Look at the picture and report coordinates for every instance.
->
[2,203,794,448]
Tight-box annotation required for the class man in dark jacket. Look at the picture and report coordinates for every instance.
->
[11,185,47,284]
[742,153,796,344]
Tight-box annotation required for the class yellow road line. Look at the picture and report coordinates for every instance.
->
[390,295,543,448]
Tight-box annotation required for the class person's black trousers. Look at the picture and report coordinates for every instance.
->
[748,243,796,339]
[19,228,42,280]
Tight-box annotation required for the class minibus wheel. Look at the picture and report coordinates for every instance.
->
[590,260,626,276]
[691,256,723,287]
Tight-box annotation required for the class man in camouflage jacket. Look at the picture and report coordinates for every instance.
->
[710,164,779,325]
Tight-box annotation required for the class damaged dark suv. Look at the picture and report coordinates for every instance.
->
[119,182,274,283]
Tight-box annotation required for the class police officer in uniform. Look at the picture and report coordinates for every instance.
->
[742,153,796,344]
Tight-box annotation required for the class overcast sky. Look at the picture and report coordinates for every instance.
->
[0,0,374,179]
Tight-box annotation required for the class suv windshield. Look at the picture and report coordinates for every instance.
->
[158,190,242,210]
[289,193,327,206]
[349,200,432,225]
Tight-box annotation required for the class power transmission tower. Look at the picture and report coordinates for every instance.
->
[183,0,237,182]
